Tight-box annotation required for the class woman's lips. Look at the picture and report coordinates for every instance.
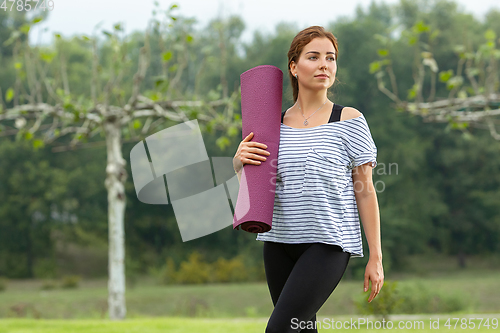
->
[315,75,329,79]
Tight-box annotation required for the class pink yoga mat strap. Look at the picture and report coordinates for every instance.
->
[233,65,283,233]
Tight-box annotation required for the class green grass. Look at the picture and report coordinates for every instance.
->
[1,316,499,333]
[0,317,266,333]
[1,267,499,332]
[1,269,500,319]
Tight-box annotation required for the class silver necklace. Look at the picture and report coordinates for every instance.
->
[298,99,328,126]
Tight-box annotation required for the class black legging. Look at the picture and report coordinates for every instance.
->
[263,241,351,333]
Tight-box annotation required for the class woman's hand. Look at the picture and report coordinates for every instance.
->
[233,132,270,172]
[364,258,384,302]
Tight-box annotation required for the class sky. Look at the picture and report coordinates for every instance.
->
[28,0,500,46]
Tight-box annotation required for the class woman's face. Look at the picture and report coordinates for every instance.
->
[290,37,337,92]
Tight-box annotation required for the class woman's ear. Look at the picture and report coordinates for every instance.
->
[290,61,296,76]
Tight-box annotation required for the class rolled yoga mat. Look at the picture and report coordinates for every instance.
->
[233,65,283,233]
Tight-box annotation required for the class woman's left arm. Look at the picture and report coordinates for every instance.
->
[352,162,384,302]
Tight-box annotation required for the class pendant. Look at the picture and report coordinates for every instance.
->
[304,119,308,126]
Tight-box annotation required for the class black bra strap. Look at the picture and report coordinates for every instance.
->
[329,103,344,123]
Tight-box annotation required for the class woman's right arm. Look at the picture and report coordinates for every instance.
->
[233,132,270,183]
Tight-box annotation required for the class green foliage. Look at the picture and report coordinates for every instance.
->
[0,140,70,279]
[32,139,45,150]
[377,49,389,57]
[355,280,468,318]
[226,126,239,137]
[33,258,57,279]
[412,20,430,33]
[19,24,30,34]
[5,88,14,102]
[40,280,57,290]
[175,251,211,284]
[159,252,252,284]
[0,277,7,292]
[395,281,468,314]
[39,50,56,63]
[369,61,381,74]
[484,29,496,41]
[355,280,403,320]
[439,69,453,82]
[213,255,248,283]
[132,119,142,129]
[32,17,43,24]
[125,257,142,289]
[407,83,418,100]
[162,51,173,62]
[60,275,81,289]
[215,136,231,151]
[158,257,178,284]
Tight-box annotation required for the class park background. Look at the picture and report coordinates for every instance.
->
[0,0,500,331]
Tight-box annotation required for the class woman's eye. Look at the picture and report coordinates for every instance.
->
[309,56,317,60]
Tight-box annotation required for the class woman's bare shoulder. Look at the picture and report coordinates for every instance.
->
[340,106,363,121]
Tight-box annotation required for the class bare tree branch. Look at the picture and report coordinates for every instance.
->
[372,22,500,140]
[125,35,150,109]
[486,117,500,140]
[91,38,99,105]
[60,53,70,95]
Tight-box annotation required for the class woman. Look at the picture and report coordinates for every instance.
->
[233,26,383,333]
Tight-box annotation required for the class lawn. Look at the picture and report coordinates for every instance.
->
[0,261,499,333]
[1,316,499,333]
[1,269,499,319]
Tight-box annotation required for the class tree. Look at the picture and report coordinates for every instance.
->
[370,1,500,140]
[0,4,240,320]
[369,0,500,267]
[0,139,68,278]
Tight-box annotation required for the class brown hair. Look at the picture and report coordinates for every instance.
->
[287,26,339,102]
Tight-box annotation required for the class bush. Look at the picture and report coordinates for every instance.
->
[158,251,259,284]
[33,258,57,279]
[40,280,58,290]
[354,280,468,318]
[355,280,403,321]
[213,255,247,283]
[126,257,142,289]
[395,281,467,314]
[175,251,211,284]
[158,257,178,284]
[60,275,81,289]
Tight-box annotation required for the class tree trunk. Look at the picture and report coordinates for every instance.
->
[104,116,128,320]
